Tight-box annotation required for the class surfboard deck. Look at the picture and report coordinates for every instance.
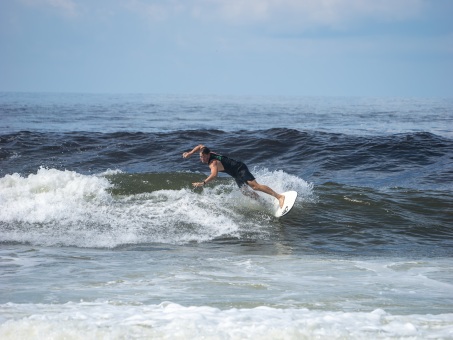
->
[274,191,298,217]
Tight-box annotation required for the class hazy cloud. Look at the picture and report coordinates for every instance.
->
[125,0,426,30]
[18,0,78,16]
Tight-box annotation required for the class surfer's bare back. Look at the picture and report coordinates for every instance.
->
[183,144,285,208]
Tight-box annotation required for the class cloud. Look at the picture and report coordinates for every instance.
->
[123,0,186,21]
[18,0,78,17]
[126,0,426,30]
[208,0,428,30]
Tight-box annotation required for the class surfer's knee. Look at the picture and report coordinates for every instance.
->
[247,180,259,191]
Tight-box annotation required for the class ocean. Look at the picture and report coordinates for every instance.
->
[1,92,452,339]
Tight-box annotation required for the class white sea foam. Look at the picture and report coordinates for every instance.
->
[253,167,314,196]
[0,168,313,247]
[0,302,452,339]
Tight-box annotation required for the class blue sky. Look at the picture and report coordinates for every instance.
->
[1,0,452,96]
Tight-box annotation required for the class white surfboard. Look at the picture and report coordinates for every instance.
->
[274,191,298,217]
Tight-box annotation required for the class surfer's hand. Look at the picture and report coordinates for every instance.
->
[182,152,190,158]
[192,182,204,188]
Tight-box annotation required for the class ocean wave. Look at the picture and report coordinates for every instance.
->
[0,168,313,248]
[1,129,451,191]
[1,168,452,256]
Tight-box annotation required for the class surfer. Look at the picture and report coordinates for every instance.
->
[183,144,285,208]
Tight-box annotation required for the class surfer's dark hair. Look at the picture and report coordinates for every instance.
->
[201,147,211,154]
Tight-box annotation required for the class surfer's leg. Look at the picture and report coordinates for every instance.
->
[234,166,285,208]
[246,180,285,208]
[234,176,259,200]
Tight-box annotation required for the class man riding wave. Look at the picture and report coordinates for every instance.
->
[183,144,285,208]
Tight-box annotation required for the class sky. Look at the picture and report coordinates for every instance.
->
[1,0,452,96]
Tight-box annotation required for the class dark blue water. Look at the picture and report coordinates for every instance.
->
[1,93,452,338]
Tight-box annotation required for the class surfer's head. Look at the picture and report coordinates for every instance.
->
[199,147,211,163]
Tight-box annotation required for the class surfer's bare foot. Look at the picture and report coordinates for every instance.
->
[278,194,285,208]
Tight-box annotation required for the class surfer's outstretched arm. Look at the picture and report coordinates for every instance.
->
[182,144,205,158]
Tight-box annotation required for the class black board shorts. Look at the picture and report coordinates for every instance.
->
[234,164,255,188]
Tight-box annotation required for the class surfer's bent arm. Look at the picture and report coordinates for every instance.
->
[193,160,218,187]
[183,144,205,158]
[206,161,219,184]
